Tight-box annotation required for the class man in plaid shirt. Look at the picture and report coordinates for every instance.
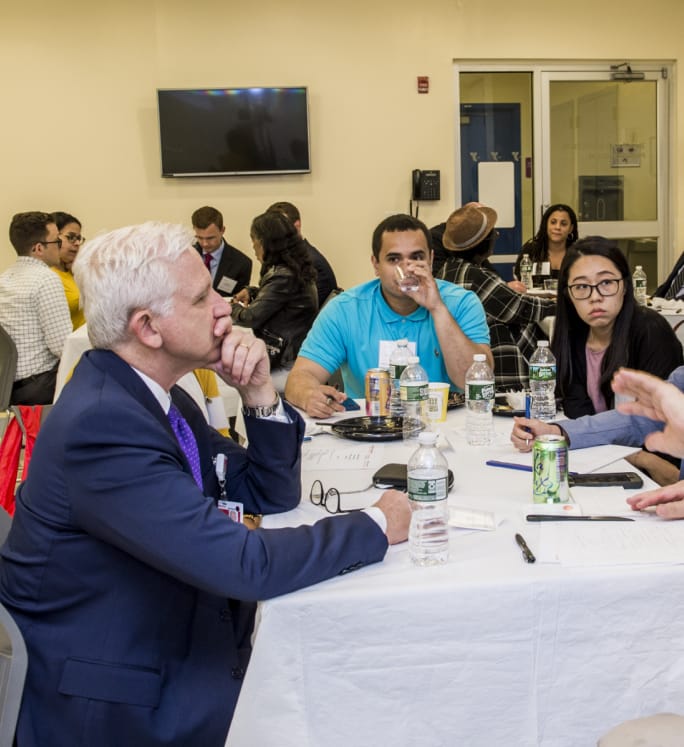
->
[437,203,556,391]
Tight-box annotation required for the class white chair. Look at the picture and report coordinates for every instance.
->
[0,326,17,413]
[0,602,27,747]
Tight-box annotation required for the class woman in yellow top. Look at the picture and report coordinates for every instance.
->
[51,211,86,329]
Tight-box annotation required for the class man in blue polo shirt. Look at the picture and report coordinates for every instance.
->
[285,213,492,418]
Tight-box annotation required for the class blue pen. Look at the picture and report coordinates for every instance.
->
[486,460,533,473]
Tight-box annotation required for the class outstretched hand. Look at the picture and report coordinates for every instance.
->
[613,368,684,458]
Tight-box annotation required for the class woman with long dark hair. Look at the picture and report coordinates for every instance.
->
[231,211,318,388]
[552,237,682,417]
[514,204,578,288]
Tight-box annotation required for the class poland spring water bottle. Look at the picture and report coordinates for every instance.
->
[633,265,647,305]
[520,253,533,290]
[388,339,410,417]
[408,431,450,566]
[400,355,429,440]
[529,340,556,421]
[465,354,494,446]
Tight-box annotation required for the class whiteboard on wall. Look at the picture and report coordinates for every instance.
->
[478,161,514,228]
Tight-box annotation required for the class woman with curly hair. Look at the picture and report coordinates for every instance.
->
[231,211,318,389]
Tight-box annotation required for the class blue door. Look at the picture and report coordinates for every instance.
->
[460,103,522,280]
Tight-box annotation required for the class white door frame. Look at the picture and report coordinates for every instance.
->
[453,62,674,276]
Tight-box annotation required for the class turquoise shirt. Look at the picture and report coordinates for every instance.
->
[297,278,490,398]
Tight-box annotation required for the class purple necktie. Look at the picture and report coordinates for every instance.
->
[203,253,213,272]
[168,404,203,488]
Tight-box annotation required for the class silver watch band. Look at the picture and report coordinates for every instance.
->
[241,393,280,419]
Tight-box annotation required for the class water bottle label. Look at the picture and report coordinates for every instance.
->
[466,382,494,401]
[408,475,448,501]
[529,364,556,382]
[400,383,429,402]
[389,363,407,380]
[635,279,646,289]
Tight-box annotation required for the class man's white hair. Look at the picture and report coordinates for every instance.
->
[72,222,194,349]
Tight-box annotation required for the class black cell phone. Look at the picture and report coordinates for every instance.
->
[341,397,361,411]
[568,472,644,489]
[372,463,454,492]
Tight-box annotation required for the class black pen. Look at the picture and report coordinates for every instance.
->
[526,514,634,522]
[515,533,536,563]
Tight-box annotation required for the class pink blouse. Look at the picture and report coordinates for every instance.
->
[586,346,607,413]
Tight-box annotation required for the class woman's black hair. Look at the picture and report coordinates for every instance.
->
[51,212,81,231]
[552,236,635,408]
[522,204,579,264]
[250,211,315,289]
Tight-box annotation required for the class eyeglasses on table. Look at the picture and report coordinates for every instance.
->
[309,479,372,515]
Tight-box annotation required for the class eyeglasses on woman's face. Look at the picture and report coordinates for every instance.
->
[61,233,85,245]
[567,277,624,301]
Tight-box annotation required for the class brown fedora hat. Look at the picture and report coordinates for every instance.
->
[443,203,498,251]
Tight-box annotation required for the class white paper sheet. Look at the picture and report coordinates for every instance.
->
[302,444,383,471]
[539,520,684,566]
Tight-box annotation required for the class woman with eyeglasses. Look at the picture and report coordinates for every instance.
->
[51,211,85,329]
[511,237,683,485]
[553,237,682,418]
[514,204,579,289]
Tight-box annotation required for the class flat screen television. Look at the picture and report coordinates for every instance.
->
[157,87,310,177]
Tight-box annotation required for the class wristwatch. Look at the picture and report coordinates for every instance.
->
[241,393,280,419]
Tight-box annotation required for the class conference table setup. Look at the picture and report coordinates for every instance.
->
[226,403,684,747]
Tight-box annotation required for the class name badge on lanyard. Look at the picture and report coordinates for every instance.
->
[213,453,244,521]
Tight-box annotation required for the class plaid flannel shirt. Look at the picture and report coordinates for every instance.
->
[438,256,556,390]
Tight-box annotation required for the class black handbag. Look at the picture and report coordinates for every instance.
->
[256,328,288,369]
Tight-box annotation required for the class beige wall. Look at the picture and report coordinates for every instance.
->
[2,0,683,287]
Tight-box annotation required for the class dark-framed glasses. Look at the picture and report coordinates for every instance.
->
[40,238,62,249]
[309,479,367,515]
[567,277,624,300]
[62,233,85,245]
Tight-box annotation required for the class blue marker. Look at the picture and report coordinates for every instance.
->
[486,460,533,473]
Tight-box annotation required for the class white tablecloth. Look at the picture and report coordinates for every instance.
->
[226,410,684,747]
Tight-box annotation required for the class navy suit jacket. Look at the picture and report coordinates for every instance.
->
[0,349,387,746]
[195,241,253,296]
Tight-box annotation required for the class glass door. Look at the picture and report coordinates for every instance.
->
[539,70,668,292]
[455,64,670,290]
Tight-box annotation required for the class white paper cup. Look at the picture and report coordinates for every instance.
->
[428,382,450,422]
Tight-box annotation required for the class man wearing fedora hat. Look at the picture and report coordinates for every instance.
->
[437,203,556,391]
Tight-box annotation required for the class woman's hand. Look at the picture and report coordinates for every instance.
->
[510,417,562,451]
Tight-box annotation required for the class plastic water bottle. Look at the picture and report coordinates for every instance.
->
[408,431,450,566]
[400,355,429,440]
[633,265,647,305]
[520,253,533,290]
[465,354,494,446]
[388,339,410,417]
[529,340,556,421]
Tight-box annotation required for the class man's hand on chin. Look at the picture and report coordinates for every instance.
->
[211,328,276,404]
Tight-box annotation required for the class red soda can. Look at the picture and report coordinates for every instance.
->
[365,369,390,416]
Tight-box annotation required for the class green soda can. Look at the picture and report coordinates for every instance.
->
[533,434,569,503]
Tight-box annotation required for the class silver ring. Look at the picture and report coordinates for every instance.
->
[525,438,530,447]
[326,395,334,406]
